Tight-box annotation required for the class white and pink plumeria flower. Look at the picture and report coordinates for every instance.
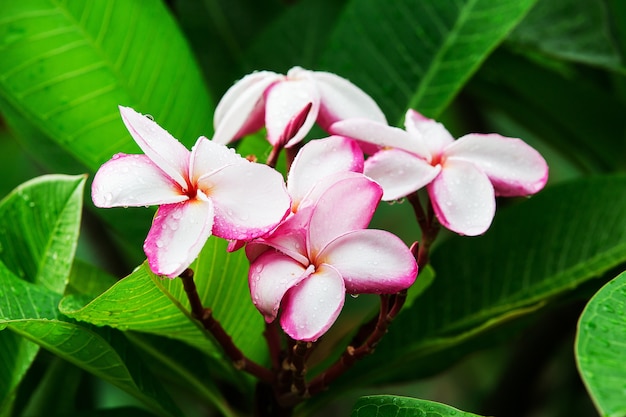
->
[212,66,387,148]
[246,171,417,342]
[92,106,291,278]
[331,109,549,236]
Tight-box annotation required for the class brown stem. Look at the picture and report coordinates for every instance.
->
[307,294,392,396]
[180,269,274,384]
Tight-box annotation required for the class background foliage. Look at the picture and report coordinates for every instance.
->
[0,0,625,416]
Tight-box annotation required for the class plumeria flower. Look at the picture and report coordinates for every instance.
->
[247,172,417,341]
[227,135,364,253]
[331,109,549,236]
[92,106,291,277]
[286,135,364,213]
[212,66,387,148]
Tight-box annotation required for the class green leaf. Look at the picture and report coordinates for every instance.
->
[469,49,626,173]
[0,333,38,416]
[576,270,626,417]
[127,333,242,417]
[0,174,85,294]
[0,0,213,173]
[0,174,84,413]
[351,395,483,417]
[66,258,118,297]
[243,0,346,72]
[60,263,216,354]
[0,262,183,417]
[55,407,158,417]
[336,175,626,387]
[62,236,267,364]
[508,0,624,70]
[320,0,538,123]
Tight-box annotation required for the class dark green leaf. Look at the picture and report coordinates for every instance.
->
[0,174,85,294]
[338,175,626,387]
[0,262,183,417]
[0,174,84,413]
[320,0,538,123]
[469,50,626,172]
[576,270,626,417]
[244,0,346,72]
[62,236,267,364]
[0,0,213,172]
[351,395,483,417]
[508,0,624,70]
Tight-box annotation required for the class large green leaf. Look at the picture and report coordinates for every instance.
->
[351,396,483,417]
[0,174,85,293]
[243,0,346,72]
[0,0,213,172]
[320,0,538,123]
[0,262,183,417]
[576,270,626,417]
[333,175,626,387]
[469,50,626,173]
[508,0,624,70]
[0,174,84,414]
[61,236,267,364]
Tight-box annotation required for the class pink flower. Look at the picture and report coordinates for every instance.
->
[247,172,417,341]
[212,67,387,148]
[92,106,291,277]
[286,135,364,213]
[331,109,549,236]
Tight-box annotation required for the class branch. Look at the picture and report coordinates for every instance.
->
[180,269,274,384]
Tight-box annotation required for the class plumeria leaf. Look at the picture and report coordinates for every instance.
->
[59,263,217,354]
[319,0,538,122]
[243,0,346,71]
[576,270,626,417]
[53,407,159,417]
[351,395,484,417]
[127,333,243,417]
[327,175,626,390]
[469,50,626,173]
[0,174,84,413]
[65,258,118,297]
[61,236,266,364]
[0,1,213,171]
[508,0,624,70]
[0,1,214,256]
[0,174,85,294]
[0,262,183,417]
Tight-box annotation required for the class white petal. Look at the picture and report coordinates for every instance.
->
[428,159,495,236]
[404,109,454,157]
[446,133,549,196]
[190,137,245,182]
[318,229,417,294]
[364,148,440,201]
[311,70,387,129]
[287,136,364,209]
[307,173,382,260]
[118,106,189,187]
[249,250,310,322]
[248,210,311,267]
[265,77,320,147]
[92,154,188,207]
[280,264,345,341]
[197,162,290,240]
[144,199,214,277]
[213,71,282,144]
[330,118,429,158]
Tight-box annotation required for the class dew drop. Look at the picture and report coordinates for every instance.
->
[156,239,164,248]
[350,294,359,299]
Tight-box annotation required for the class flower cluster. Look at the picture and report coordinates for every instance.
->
[92,66,548,341]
